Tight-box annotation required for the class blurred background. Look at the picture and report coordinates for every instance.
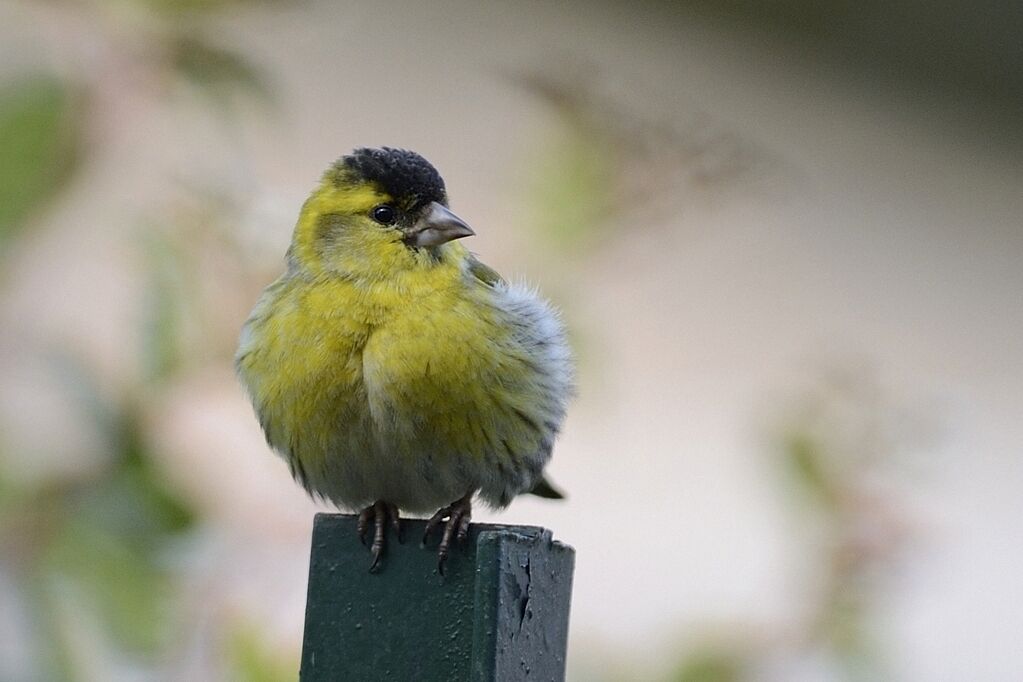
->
[1,0,1021,680]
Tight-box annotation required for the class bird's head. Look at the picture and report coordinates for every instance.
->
[289,147,475,278]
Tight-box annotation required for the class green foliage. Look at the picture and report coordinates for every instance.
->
[0,76,79,251]
[142,230,191,382]
[141,0,288,15]
[228,627,299,682]
[783,431,840,511]
[530,127,615,247]
[44,516,176,654]
[0,357,198,677]
[49,351,198,536]
[0,1,292,678]
[37,416,195,655]
[672,648,745,682]
[104,413,199,538]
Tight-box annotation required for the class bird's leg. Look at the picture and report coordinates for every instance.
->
[422,491,473,575]
[356,500,402,572]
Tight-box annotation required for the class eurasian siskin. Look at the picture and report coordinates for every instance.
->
[235,147,573,571]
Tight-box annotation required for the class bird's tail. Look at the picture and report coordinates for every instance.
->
[526,475,566,500]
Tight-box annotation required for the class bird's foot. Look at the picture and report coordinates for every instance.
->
[357,500,402,573]
[421,491,473,575]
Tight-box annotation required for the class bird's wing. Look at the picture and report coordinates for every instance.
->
[466,253,570,504]
[466,255,505,288]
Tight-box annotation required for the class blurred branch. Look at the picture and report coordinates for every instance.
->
[662,363,925,681]
[770,363,919,679]
[170,33,275,109]
[509,64,766,248]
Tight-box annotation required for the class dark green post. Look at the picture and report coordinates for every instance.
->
[300,514,575,681]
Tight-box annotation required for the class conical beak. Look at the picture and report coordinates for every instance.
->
[405,202,475,247]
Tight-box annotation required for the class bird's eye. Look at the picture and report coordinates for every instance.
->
[371,204,398,225]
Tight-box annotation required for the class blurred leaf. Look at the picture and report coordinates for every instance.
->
[0,76,80,251]
[142,229,189,381]
[42,350,198,534]
[172,36,272,105]
[0,463,16,518]
[44,517,175,654]
[25,569,77,682]
[822,588,875,673]
[144,0,241,12]
[73,414,198,544]
[530,126,615,247]
[142,0,289,14]
[0,357,198,671]
[110,413,198,536]
[33,417,197,655]
[783,431,839,510]
[228,626,298,682]
[673,648,745,682]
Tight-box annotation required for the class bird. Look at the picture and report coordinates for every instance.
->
[235,147,573,572]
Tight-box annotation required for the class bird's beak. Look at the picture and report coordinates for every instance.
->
[405,202,475,247]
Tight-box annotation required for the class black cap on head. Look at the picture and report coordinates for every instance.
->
[337,147,447,207]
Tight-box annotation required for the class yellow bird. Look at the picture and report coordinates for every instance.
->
[236,148,573,571]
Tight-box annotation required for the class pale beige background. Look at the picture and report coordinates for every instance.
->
[1,1,1021,680]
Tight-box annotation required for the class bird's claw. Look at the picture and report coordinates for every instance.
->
[357,500,402,572]
[422,492,473,575]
